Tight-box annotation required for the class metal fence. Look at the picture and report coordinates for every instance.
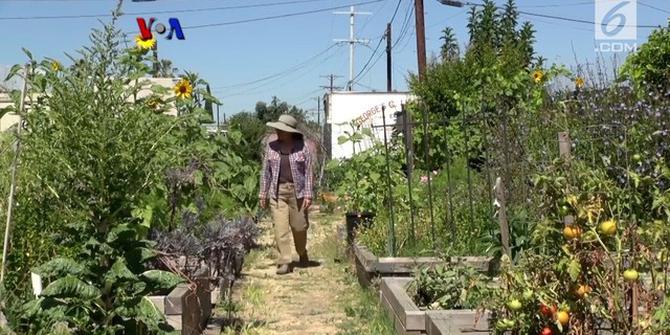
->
[366,92,670,258]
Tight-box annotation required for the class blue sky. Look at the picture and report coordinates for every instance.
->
[0,0,668,120]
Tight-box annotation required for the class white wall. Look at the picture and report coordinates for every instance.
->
[0,77,183,131]
[326,91,413,159]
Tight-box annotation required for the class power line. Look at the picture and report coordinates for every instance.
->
[215,44,338,90]
[220,45,346,97]
[181,0,382,30]
[0,0,334,20]
[392,0,414,49]
[347,0,403,88]
[458,1,661,29]
[639,0,670,14]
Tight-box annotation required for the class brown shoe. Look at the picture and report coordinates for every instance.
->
[276,264,290,275]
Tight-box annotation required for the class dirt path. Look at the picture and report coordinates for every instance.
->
[217,210,352,335]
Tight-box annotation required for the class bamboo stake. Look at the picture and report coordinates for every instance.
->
[0,64,29,283]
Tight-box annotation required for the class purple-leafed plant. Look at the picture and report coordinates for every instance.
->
[150,215,259,298]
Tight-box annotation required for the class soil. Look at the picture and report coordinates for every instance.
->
[211,209,351,335]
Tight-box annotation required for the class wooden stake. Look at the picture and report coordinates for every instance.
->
[558,132,571,160]
[1,64,29,283]
[494,177,511,259]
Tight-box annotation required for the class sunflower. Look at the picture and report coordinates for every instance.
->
[135,34,156,51]
[532,70,544,84]
[575,77,585,89]
[174,79,193,99]
[51,60,62,72]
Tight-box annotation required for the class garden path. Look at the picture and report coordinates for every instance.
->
[212,209,353,335]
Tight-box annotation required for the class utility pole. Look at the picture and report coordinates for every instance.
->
[320,74,343,93]
[316,97,321,126]
[334,6,371,91]
[414,0,427,81]
[386,23,392,92]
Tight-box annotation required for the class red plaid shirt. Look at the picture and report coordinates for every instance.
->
[259,140,314,200]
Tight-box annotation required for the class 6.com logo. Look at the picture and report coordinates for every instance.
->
[595,0,638,52]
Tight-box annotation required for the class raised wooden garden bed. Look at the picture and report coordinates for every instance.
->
[380,277,493,335]
[149,269,212,335]
[353,243,497,287]
[425,310,491,335]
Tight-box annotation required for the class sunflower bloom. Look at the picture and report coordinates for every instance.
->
[51,60,62,72]
[174,79,193,99]
[532,70,544,84]
[575,77,585,89]
[135,34,156,50]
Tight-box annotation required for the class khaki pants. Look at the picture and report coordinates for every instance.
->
[270,183,309,265]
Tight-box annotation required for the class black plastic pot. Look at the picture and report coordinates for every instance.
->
[345,211,375,245]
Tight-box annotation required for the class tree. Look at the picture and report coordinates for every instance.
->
[621,21,670,94]
[255,96,307,124]
[228,112,266,162]
[440,27,460,62]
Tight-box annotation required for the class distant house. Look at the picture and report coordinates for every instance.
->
[0,77,203,132]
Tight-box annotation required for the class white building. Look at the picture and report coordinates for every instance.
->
[0,77,184,131]
[324,91,414,159]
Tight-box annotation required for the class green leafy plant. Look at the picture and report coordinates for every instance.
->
[409,265,493,310]
[15,223,183,334]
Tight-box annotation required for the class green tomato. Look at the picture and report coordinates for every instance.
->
[558,205,570,217]
[522,289,534,300]
[507,299,523,311]
[503,319,516,328]
[633,154,641,162]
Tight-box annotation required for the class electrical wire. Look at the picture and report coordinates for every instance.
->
[347,0,404,88]
[392,0,414,49]
[0,0,335,20]
[639,0,670,14]
[178,0,383,30]
[215,43,338,90]
[220,45,345,97]
[459,1,661,29]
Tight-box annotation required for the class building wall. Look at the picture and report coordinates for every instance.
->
[0,77,182,131]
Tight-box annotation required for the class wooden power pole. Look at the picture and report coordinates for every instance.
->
[414,0,427,81]
[386,22,393,92]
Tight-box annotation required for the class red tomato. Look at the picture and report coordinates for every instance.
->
[541,327,553,335]
[540,304,553,317]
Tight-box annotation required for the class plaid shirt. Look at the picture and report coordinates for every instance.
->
[259,140,314,200]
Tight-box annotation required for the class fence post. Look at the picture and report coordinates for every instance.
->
[494,177,511,260]
[421,102,435,249]
[558,131,571,160]
[402,105,416,250]
[381,106,396,256]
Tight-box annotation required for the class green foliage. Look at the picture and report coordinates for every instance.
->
[409,265,493,310]
[0,15,257,333]
[329,130,405,214]
[357,161,495,257]
[621,20,670,94]
[228,111,266,162]
[15,223,182,334]
[255,96,307,124]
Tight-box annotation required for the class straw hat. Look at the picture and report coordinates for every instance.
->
[266,114,302,134]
